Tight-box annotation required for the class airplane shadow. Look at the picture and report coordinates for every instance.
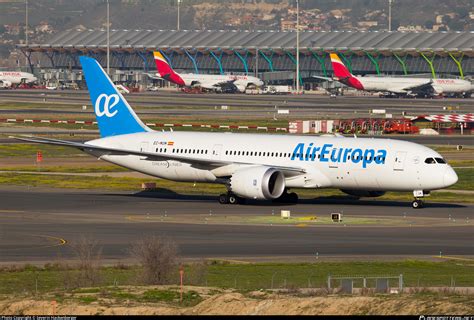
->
[107,189,467,209]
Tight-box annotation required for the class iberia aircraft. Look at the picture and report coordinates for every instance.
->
[13,57,458,209]
[152,51,264,93]
[328,53,474,97]
[0,71,37,88]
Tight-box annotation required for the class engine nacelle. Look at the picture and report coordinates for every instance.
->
[431,85,443,95]
[229,166,285,200]
[341,189,386,198]
[0,80,12,88]
[233,81,247,93]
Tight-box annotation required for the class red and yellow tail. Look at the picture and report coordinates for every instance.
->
[329,53,364,90]
[330,53,353,79]
[153,51,185,86]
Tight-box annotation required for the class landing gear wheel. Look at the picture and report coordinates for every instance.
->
[218,193,229,204]
[228,194,238,205]
[412,200,424,209]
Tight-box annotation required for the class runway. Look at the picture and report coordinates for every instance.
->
[0,187,472,263]
[1,90,473,118]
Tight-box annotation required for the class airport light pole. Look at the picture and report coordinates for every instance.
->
[177,0,181,31]
[296,0,300,93]
[25,0,28,46]
[388,0,393,32]
[106,0,110,75]
[25,0,28,69]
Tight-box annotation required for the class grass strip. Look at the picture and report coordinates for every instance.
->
[1,260,473,296]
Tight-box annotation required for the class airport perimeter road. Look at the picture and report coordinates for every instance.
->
[0,187,472,263]
[1,90,473,117]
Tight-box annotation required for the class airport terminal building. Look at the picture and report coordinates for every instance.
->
[18,29,474,87]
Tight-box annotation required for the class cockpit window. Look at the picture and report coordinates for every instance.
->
[425,158,436,164]
[435,158,446,164]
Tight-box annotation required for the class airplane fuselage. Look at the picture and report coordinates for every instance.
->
[179,73,264,92]
[354,76,473,95]
[0,71,37,87]
[89,131,457,192]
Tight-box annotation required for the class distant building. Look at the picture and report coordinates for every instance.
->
[18,29,474,85]
[281,20,296,31]
[358,21,378,28]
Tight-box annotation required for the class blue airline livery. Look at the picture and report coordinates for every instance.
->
[12,56,458,209]
[291,143,387,168]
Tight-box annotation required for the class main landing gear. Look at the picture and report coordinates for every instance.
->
[218,192,244,205]
[274,190,299,204]
[412,190,429,209]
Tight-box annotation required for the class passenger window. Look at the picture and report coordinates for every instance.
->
[435,158,446,164]
[425,158,436,164]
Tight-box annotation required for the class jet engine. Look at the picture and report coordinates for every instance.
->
[233,81,247,93]
[340,189,386,198]
[0,80,12,88]
[229,166,285,200]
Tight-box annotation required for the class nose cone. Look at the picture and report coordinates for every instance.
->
[443,167,458,187]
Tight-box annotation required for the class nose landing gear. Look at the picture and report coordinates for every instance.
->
[412,190,429,209]
[412,199,424,209]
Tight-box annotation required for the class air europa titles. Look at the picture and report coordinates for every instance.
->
[291,143,387,168]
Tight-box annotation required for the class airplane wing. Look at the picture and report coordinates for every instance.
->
[195,80,234,90]
[388,80,433,94]
[146,73,162,80]
[11,136,306,175]
[312,76,334,82]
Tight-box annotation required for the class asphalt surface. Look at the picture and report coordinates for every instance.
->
[0,187,472,263]
[1,89,473,118]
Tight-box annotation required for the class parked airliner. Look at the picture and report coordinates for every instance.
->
[329,53,474,98]
[152,51,264,93]
[0,71,37,88]
[14,56,458,208]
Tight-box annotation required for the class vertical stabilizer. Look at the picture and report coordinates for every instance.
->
[80,56,151,137]
[153,51,185,86]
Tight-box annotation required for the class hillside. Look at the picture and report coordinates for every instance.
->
[0,0,472,31]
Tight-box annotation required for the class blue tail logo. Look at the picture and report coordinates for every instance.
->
[80,56,150,137]
[95,93,119,118]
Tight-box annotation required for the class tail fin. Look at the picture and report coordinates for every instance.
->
[330,53,364,90]
[153,51,185,86]
[330,53,353,79]
[79,56,151,137]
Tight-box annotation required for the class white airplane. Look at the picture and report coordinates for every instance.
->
[13,56,458,209]
[326,53,474,97]
[0,71,37,88]
[152,51,264,93]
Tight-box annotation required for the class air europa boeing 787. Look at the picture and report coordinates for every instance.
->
[14,57,458,209]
